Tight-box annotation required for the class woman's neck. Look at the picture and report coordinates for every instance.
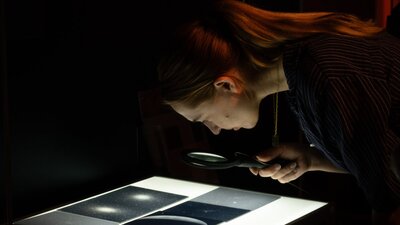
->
[254,57,289,101]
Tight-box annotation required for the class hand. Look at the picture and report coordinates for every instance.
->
[249,143,312,183]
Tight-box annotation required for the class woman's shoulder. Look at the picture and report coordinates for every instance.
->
[300,32,400,58]
[301,34,373,58]
[283,34,358,75]
[283,32,399,91]
[284,33,396,73]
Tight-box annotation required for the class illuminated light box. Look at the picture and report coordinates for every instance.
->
[14,176,328,225]
[61,186,187,222]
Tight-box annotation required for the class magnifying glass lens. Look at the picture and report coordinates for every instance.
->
[187,152,228,162]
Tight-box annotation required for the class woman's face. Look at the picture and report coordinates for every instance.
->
[171,74,260,135]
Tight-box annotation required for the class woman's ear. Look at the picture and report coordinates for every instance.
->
[214,76,241,93]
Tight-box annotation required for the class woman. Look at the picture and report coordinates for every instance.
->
[157,0,400,223]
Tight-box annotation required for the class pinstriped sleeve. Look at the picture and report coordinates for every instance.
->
[321,74,400,211]
[284,34,400,211]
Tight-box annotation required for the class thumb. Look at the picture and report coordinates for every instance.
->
[256,146,284,162]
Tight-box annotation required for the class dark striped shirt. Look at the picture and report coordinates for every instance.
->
[283,33,400,211]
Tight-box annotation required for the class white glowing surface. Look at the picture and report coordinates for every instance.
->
[226,196,326,225]
[131,176,327,225]
[15,176,328,225]
[131,176,218,198]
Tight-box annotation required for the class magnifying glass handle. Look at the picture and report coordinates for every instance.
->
[235,152,289,169]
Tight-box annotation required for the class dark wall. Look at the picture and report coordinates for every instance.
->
[3,0,171,222]
[1,0,11,223]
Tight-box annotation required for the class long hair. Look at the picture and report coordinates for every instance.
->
[158,0,383,107]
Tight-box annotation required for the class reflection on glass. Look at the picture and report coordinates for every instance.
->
[157,201,246,225]
[187,152,228,162]
[125,215,208,225]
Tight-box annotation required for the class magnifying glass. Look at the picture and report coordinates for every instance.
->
[182,149,287,170]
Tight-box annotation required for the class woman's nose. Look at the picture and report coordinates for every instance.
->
[203,121,221,135]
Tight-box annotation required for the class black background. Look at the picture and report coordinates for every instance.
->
[2,0,395,224]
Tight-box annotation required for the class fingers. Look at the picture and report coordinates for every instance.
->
[271,162,297,179]
[253,162,300,183]
[250,143,312,183]
[255,147,283,162]
[249,167,259,176]
[279,169,302,183]
[278,163,304,183]
[257,164,282,177]
[249,164,281,176]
